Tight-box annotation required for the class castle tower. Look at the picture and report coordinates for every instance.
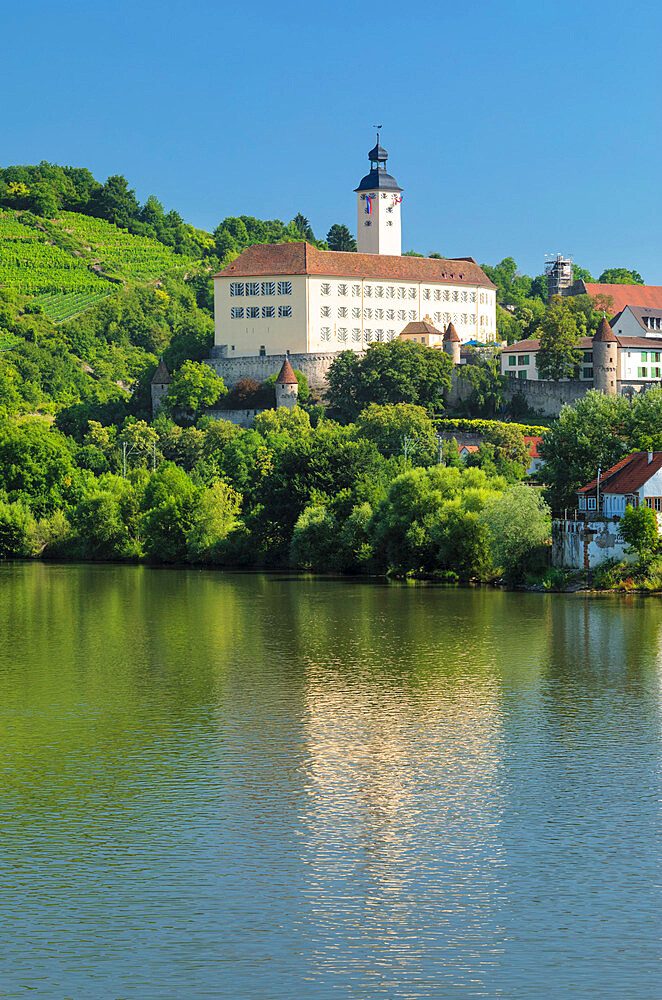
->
[593,316,618,395]
[151,357,171,416]
[275,357,299,409]
[354,133,402,256]
[443,322,461,365]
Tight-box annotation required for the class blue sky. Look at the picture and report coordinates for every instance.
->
[4,0,660,281]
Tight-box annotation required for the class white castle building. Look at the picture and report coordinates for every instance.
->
[212,138,496,359]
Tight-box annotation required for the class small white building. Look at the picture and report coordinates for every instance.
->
[554,451,662,570]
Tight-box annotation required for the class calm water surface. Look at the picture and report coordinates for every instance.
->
[0,563,660,998]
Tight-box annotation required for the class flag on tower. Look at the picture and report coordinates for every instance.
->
[365,195,373,215]
[393,195,402,205]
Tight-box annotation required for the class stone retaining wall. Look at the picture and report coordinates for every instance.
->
[205,350,341,391]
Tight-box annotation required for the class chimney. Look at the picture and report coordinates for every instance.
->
[649,451,654,464]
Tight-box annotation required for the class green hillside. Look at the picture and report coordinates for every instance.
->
[0,208,194,321]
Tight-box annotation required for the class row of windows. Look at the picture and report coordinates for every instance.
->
[319,283,487,302]
[230,281,292,297]
[638,366,662,378]
[319,327,398,344]
[320,305,478,326]
[645,497,662,511]
[423,288,476,304]
[231,306,292,319]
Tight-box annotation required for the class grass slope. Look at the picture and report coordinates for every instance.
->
[0,209,195,321]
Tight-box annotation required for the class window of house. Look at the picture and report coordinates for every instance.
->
[278,305,292,318]
[423,289,431,300]
[278,281,292,295]
[375,286,384,298]
[365,328,373,342]
[320,327,331,341]
[351,328,361,342]
[352,284,361,297]
[452,291,459,303]
[470,315,476,325]
[321,283,331,295]
[262,306,275,318]
[508,356,516,367]
[470,292,476,303]
[653,352,661,363]
[434,312,441,323]
[364,221,372,226]
[517,371,526,380]
[462,313,467,324]
[321,306,331,317]
[246,282,259,296]
[638,367,648,378]
[387,309,394,320]
[337,283,347,296]
[337,328,348,342]
[364,308,372,319]
[364,286,372,298]
[518,355,530,365]
[409,309,417,320]
[338,306,347,318]
[398,309,406,321]
[409,288,417,300]
[583,367,593,379]
[375,308,384,319]
[442,290,449,302]
[398,287,406,299]
[433,289,441,301]
[352,307,361,319]
[259,346,266,356]
[261,281,275,296]
[587,497,597,510]
[386,286,395,298]
[375,329,384,341]
[579,496,587,510]
[654,367,662,378]
[247,306,260,318]
[387,329,395,340]
[461,291,467,303]
[626,494,639,508]
[230,282,244,296]
[231,307,244,319]
[641,352,648,362]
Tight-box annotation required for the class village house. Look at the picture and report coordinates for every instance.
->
[553,451,662,569]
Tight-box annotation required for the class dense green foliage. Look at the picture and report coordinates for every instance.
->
[538,388,662,509]
[618,504,659,557]
[434,418,547,436]
[326,341,453,422]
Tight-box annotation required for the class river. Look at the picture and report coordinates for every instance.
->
[0,563,659,998]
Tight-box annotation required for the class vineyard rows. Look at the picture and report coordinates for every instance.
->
[32,290,113,323]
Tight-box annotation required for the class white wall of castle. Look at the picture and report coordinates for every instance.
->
[215,273,496,357]
[356,191,402,255]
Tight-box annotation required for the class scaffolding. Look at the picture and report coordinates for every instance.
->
[545,253,574,299]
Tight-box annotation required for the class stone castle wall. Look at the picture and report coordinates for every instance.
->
[206,349,340,391]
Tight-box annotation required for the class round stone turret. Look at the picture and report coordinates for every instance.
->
[592,317,618,395]
[151,358,171,416]
[275,358,299,409]
[443,322,461,365]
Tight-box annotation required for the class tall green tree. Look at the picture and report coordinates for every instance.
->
[535,296,583,380]
[326,224,357,252]
[326,341,453,422]
[598,268,644,285]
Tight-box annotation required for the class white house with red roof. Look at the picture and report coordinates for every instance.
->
[553,451,662,569]
[211,139,497,360]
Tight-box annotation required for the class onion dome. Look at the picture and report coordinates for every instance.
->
[593,317,617,342]
[443,322,460,343]
[275,358,298,384]
[151,358,170,383]
[355,131,402,193]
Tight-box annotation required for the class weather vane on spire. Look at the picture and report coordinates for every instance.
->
[372,124,383,142]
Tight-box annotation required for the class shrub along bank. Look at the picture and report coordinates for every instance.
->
[0,402,550,583]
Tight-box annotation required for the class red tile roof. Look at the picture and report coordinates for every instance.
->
[523,436,542,459]
[580,283,662,313]
[275,358,298,385]
[501,337,594,353]
[578,451,662,496]
[151,358,170,384]
[213,242,495,288]
[593,316,617,342]
[443,322,460,343]
[400,320,442,335]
